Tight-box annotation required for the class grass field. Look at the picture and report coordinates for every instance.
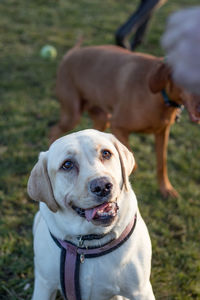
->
[0,0,200,299]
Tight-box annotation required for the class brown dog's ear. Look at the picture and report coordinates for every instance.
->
[149,62,171,93]
[27,152,59,212]
[111,135,135,191]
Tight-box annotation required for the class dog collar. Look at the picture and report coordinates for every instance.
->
[161,89,183,108]
[50,213,137,300]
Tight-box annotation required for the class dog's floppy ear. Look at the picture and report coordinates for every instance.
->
[27,151,59,212]
[149,62,171,93]
[111,135,135,191]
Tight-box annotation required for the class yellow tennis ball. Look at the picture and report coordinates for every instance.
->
[40,45,57,60]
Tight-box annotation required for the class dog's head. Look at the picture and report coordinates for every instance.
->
[149,61,200,123]
[28,129,135,227]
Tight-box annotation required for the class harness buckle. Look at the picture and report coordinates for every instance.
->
[78,236,84,247]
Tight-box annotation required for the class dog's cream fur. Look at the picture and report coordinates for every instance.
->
[28,129,155,300]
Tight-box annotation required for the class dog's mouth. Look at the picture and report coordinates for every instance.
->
[188,112,200,124]
[71,201,119,225]
[182,96,200,124]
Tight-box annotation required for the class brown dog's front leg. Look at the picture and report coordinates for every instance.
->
[155,127,179,198]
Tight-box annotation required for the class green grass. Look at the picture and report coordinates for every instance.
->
[0,0,200,299]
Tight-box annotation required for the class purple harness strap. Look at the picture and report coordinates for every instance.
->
[51,213,137,300]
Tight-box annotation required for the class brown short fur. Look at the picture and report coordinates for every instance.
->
[50,45,200,198]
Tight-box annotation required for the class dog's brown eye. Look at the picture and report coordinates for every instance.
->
[101,149,112,160]
[62,160,74,171]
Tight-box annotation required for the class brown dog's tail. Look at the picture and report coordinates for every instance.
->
[73,35,84,49]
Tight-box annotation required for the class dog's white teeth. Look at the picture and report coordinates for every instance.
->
[97,211,105,216]
[96,210,115,217]
[96,203,117,217]
[96,211,102,216]
[97,211,111,216]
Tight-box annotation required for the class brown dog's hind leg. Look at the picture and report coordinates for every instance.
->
[110,126,130,149]
[49,92,82,144]
[88,107,110,131]
[155,127,179,198]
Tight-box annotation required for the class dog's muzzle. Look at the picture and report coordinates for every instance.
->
[71,177,119,226]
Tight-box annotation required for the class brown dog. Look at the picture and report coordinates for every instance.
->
[50,45,200,198]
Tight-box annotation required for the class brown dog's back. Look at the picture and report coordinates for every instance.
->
[57,45,158,109]
[54,45,166,138]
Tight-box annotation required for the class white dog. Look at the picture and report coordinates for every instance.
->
[28,129,155,300]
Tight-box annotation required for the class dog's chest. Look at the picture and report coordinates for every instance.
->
[79,253,122,300]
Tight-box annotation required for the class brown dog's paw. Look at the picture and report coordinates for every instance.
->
[160,184,179,199]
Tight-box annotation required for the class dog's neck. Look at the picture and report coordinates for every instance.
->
[40,189,137,248]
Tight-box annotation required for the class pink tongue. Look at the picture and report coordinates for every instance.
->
[85,202,108,222]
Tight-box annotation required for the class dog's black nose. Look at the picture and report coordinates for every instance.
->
[90,177,113,198]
